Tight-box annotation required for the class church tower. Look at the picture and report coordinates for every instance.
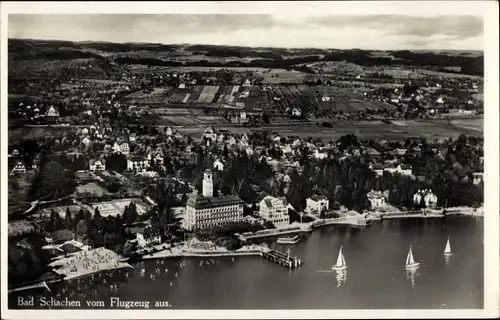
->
[202,169,214,198]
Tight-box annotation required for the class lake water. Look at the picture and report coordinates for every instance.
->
[9,216,483,309]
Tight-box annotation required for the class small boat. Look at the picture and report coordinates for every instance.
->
[405,245,420,270]
[332,246,347,271]
[444,237,452,256]
[277,235,300,245]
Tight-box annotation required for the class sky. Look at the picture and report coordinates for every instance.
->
[8,14,484,51]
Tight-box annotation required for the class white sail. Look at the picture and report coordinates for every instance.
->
[336,247,345,267]
[406,247,415,266]
[444,238,452,255]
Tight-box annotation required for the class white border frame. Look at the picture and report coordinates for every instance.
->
[1,2,498,319]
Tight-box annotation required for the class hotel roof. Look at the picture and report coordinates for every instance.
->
[187,193,243,209]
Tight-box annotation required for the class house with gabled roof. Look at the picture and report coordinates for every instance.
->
[367,190,387,209]
[259,195,289,228]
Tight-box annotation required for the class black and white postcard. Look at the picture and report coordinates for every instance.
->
[1,1,498,319]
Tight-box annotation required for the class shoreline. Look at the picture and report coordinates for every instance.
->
[62,262,134,280]
[140,245,268,260]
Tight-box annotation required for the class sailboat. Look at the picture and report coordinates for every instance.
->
[405,245,420,270]
[444,237,452,256]
[332,246,347,271]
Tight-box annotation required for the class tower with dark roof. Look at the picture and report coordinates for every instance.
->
[202,169,214,198]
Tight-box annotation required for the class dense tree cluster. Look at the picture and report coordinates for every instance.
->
[29,160,76,201]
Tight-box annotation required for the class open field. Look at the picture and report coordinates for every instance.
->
[161,116,203,126]
[447,118,483,133]
[252,120,483,141]
[260,69,308,84]
[75,182,111,197]
[177,118,483,141]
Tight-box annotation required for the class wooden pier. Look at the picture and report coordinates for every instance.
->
[261,248,302,269]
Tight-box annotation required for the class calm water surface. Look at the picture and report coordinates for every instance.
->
[10,216,483,309]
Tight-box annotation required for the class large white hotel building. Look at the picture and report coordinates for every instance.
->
[184,170,244,231]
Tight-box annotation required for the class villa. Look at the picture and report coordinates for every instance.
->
[306,195,330,215]
[137,226,162,247]
[259,195,290,228]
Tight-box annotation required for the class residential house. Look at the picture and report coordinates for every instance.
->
[413,189,438,208]
[472,172,483,185]
[384,164,412,176]
[127,157,151,173]
[364,147,381,158]
[239,111,248,123]
[120,143,130,155]
[137,226,162,247]
[291,108,302,117]
[226,136,237,147]
[394,148,407,156]
[46,106,60,117]
[369,163,384,176]
[306,195,330,214]
[112,142,122,153]
[239,134,250,148]
[89,159,106,172]
[313,149,328,160]
[12,160,27,174]
[202,126,217,144]
[367,190,387,209]
[147,152,164,167]
[165,126,174,136]
[213,159,224,171]
[245,146,254,156]
[129,133,137,143]
[81,136,92,147]
[259,196,290,228]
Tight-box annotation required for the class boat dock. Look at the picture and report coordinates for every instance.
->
[261,248,302,269]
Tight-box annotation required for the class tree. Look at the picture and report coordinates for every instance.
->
[122,241,137,257]
[263,220,276,229]
[48,209,63,232]
[94,207,101,219]
[106,152,127,172]
[76,208,85,221]
[76,220,87,238]
[65,207,73,230]
[123,203,138,225]
[29,160,76,201]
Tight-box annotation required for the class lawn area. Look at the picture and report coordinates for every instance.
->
[75,182,112,197]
